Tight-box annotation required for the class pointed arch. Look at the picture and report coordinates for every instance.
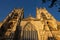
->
[41,12,47,20]
[22,22,38,40]
[23,22,36,31]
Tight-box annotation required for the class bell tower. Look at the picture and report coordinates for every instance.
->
[0,8,24,40]
[36,7,57,30]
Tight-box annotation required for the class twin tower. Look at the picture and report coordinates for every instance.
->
[0,8,59,40]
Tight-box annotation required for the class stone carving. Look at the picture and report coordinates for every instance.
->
[0,8,60,40]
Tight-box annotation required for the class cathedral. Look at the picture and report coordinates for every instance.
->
[0,8,60,40]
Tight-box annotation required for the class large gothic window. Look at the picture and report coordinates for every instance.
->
[22,22,38,40]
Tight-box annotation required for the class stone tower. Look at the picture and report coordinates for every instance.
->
[0,8,24,40]
[36,8,57,30]
[0,8,60,40]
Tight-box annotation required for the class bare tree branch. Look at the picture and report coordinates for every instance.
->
[49,0,57,8]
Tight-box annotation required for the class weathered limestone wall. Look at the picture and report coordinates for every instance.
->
[20,20,52,40]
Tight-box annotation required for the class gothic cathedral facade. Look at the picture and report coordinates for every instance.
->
[0,8,60,40]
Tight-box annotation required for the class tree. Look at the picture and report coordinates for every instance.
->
[42,0,60,12]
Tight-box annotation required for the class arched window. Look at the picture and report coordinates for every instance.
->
[41,12,47,19]
[22,22,38,40]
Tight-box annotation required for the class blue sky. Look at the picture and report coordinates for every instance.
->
[0,0,60,21]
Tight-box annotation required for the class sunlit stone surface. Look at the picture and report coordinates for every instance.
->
[0,8,60,40]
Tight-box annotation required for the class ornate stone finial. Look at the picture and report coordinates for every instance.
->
[36,7,38,10]
[21,8,24,10]
[14,8,16,10]
[43,7,46,9]
[29,13,32,17]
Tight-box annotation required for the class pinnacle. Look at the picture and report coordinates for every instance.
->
[0,8,60,40]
